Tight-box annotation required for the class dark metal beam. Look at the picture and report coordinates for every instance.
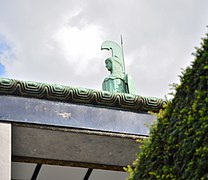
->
[31,164,42,180]
[83,168,93,180]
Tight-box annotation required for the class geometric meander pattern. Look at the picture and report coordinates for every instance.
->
[0,78,166,112]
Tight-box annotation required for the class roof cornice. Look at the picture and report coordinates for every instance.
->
[0,78,166,112]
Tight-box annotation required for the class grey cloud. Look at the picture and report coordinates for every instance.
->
[0,0,208,98]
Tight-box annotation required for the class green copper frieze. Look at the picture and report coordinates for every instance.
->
[101,40,136,94]
[0,78,166,112]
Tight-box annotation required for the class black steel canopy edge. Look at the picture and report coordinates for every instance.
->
[12,156,126,171]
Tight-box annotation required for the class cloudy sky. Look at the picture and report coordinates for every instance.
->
[1,1,208,179]
[0,0,208,99]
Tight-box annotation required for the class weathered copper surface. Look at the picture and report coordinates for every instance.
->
[101,41,136,94]
[0,78,166,112]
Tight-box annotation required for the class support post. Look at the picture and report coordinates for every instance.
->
[83,168,93,180]
[0,122,11,180]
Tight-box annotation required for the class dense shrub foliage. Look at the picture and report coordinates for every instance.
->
[126,33,208,179]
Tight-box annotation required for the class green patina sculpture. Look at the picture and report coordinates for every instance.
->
[101,40,136,94]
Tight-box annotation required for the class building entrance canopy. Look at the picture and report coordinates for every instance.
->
[0,77,166,175]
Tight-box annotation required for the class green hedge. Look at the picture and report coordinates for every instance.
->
[126,32,208,180]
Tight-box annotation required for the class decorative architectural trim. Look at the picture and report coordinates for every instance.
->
[0,78,166,112]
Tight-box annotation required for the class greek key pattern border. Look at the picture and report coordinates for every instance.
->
[0,78,166,112]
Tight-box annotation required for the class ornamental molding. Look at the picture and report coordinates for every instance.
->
[0,78,166,112]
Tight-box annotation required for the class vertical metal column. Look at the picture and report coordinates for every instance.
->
[31,164,42,180]
[0,122,11,180]
[83,168,93,180]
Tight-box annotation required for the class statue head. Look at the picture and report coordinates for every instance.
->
[101,41,125,73]
[101,40,136,94]
[105,58,112,71]
[105,57,124,78]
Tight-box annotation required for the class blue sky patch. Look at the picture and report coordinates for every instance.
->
[0,35,14,77]
[0,63,5,76]
[0,36,11,53]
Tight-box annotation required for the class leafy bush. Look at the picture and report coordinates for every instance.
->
[126,32,208,179]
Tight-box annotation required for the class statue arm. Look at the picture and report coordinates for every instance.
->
[102,81,107,91]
